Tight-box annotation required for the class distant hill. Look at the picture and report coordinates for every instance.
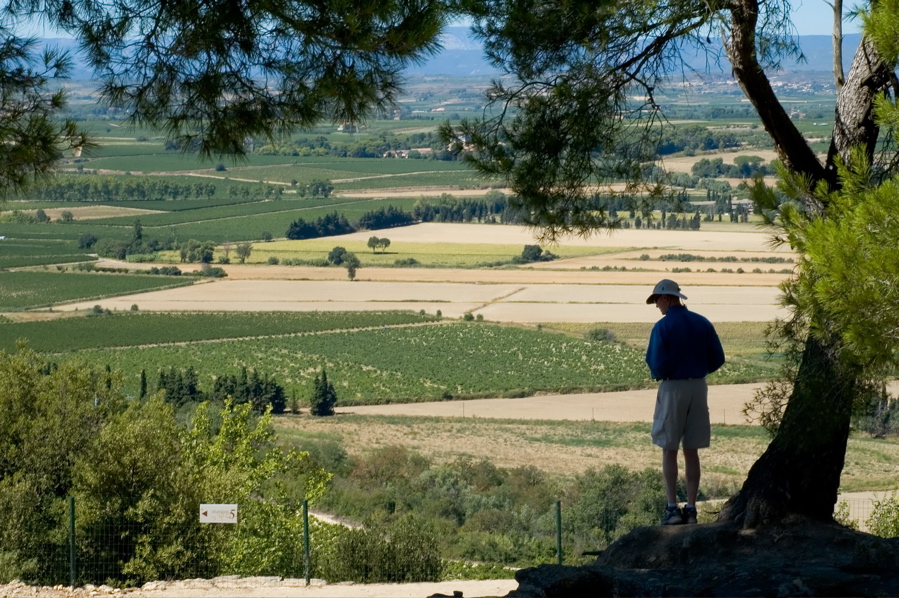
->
[41,30,860,80]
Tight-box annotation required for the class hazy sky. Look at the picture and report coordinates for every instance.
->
[792,0,861,36]
[18,1,860,39]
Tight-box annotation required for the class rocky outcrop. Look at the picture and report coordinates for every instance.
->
[508,519,899,597]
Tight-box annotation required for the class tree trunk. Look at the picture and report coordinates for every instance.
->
[725,0,827,183]
[717,337,857,526]
[719,1,893,526]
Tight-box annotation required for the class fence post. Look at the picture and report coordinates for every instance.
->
[68,496,76,588]
[555,499,562,565]
[302,498,310,586]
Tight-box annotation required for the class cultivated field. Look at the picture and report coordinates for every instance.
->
[48,224,792,323]
[52,277,786,322]
[336,223,786,252]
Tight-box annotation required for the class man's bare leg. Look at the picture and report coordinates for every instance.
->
[662,448,679,504]
[684,448,700,506]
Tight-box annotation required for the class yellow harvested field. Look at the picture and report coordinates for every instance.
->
[55,278,787,323]
[42,205,163,220]
[335,223,790,252]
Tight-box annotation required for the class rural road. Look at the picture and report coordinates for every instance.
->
[337,383,769,425]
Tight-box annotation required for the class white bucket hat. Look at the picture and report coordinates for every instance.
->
[646,279,688,304]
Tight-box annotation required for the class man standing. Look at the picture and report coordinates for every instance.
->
[645,279,725,525]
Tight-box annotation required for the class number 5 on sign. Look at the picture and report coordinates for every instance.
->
[200,504,238,524]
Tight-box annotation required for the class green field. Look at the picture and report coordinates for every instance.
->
[147,198,421,242]
[0,271,193,310]
[0,238,95,268]
[199,239,619,267]
[43,321,772,404]
[1,311,435,353]
[91,197,369,226]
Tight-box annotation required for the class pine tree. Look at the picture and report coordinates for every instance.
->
[309,369,337,416]
[139,369,147,399]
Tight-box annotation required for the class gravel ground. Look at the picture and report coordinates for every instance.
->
[0,578,518,598]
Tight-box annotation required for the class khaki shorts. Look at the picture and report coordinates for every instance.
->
[651,378,710,450]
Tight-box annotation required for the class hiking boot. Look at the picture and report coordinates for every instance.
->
[683,505,698,524]
[661,505,683,525]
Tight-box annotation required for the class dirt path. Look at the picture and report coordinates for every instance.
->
[336,383,767,425]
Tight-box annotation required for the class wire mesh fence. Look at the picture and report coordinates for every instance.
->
[52,495,890,588]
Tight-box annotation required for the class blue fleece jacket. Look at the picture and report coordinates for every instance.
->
[646,305,725,381]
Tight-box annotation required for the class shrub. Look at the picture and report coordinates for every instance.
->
[195,266,227,278]
[267,256,280,265]
[585,328,616,342]
[320,516,440,583]
[867,493,899,538]
[78,233,98,249]
[88,305,111,316]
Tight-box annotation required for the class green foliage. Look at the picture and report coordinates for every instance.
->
[23,0,446,157]
[318,442,666,569]
[70,398,331,584]
[0,36,89,197]
[24,175,221,202]
[656,253,792,264]
[585,328,616,342]
[157,366,203,406]
[440,560,516,580]
[309,369,338,416]
[235,242,252,263]
[211,367,286,414]
[357,206,415,230]
[343,252,361,280]
[747,153,899,432]
[286,212,354,240]
[0,345,122,584]
[317,515,441,583]
[192,266,227,278]
[786,162,899,371]
[367,236,392,253]
[866,493,899,538]
[327,246,348,265]
[834,500,858,531]
[512,245,558,264]
[562,466,665,554]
